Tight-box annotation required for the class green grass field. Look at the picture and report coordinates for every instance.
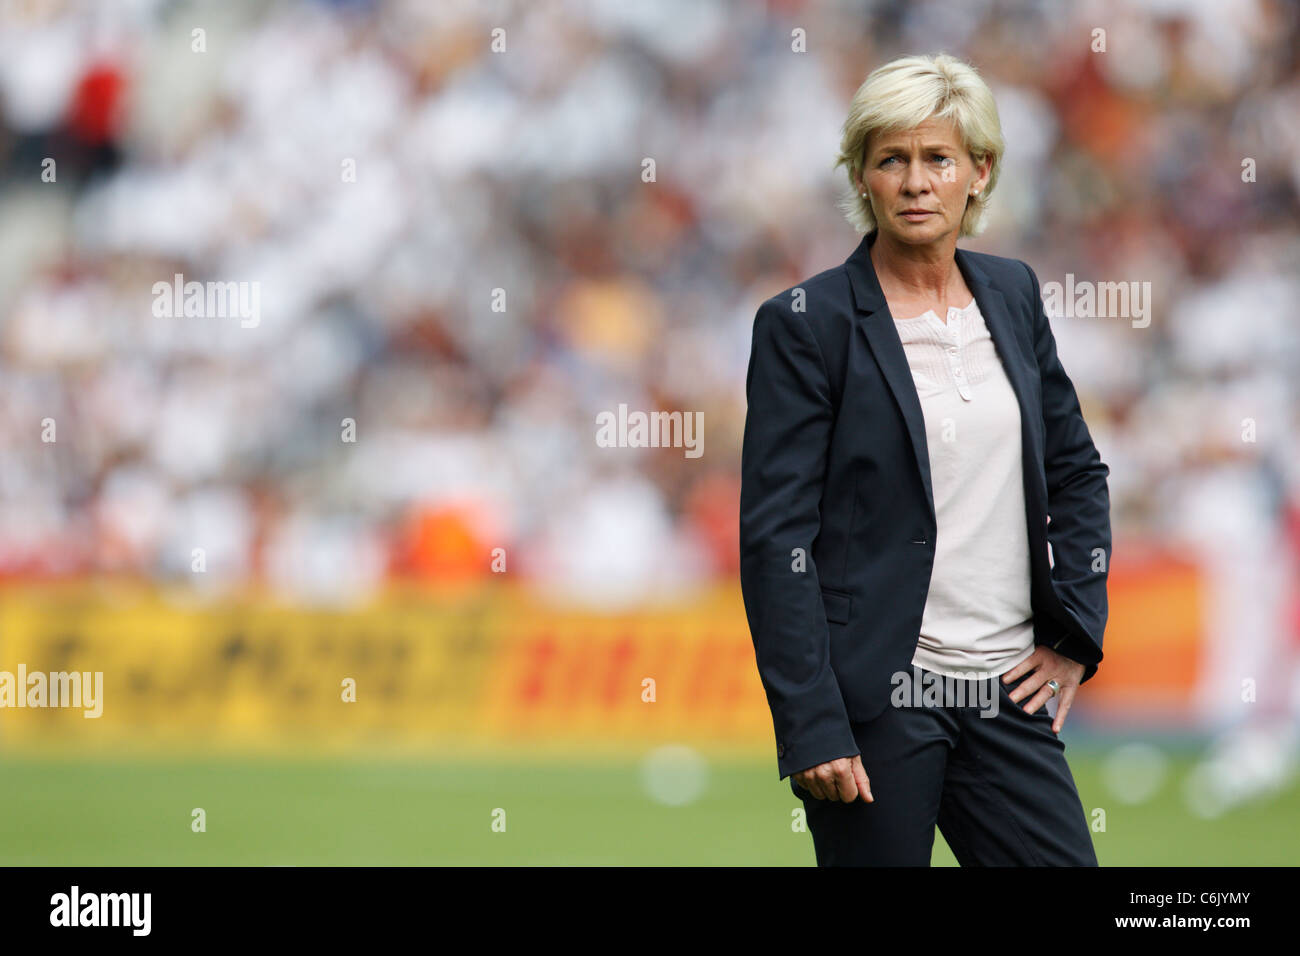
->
[1,748,1296,865]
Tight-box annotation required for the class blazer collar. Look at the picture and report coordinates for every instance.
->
[843,229,1041,528]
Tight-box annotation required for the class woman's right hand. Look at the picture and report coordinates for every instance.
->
[793,754,873,802]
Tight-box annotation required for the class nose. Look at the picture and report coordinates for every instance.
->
[904,158,931,196]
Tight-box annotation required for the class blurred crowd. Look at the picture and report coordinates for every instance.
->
[0,0,1298,635]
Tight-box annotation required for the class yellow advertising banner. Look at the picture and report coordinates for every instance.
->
[0,582,774,753]
[0,555,1205,753]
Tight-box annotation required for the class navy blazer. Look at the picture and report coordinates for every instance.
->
[739,229,1112,781]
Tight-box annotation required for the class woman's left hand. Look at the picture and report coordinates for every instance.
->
[1001,645,1086,733]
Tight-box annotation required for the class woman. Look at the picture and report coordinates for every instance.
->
[738,53,1111,866]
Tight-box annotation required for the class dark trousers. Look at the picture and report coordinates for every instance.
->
[790,669,1098,866]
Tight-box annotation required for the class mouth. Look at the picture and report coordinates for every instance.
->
[900,210,935,220]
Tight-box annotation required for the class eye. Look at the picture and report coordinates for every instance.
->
[933,155,954,165]
[880,156,899,166]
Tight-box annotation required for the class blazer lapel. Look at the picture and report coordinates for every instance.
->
[957,246,1045,469]
[844,231,1044,526]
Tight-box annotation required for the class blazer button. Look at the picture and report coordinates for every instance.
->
[777,743,785,758]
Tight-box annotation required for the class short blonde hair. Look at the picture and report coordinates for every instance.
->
[833,53,1005,237]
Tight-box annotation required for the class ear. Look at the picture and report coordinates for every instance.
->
[855,142,872,191]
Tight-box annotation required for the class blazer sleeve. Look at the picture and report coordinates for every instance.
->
[1021,260,1113,684]
[739,295,860,780]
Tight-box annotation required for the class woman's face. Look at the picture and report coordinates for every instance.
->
[856,117,990,246]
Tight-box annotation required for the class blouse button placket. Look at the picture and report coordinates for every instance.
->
[942,309,973,401]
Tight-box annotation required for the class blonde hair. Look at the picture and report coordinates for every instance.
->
[833,53,1005,237]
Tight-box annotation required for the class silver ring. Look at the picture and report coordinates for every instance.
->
[1046,679,1060,697]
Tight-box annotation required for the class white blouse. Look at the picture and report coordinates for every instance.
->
[893,298,1037,680]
